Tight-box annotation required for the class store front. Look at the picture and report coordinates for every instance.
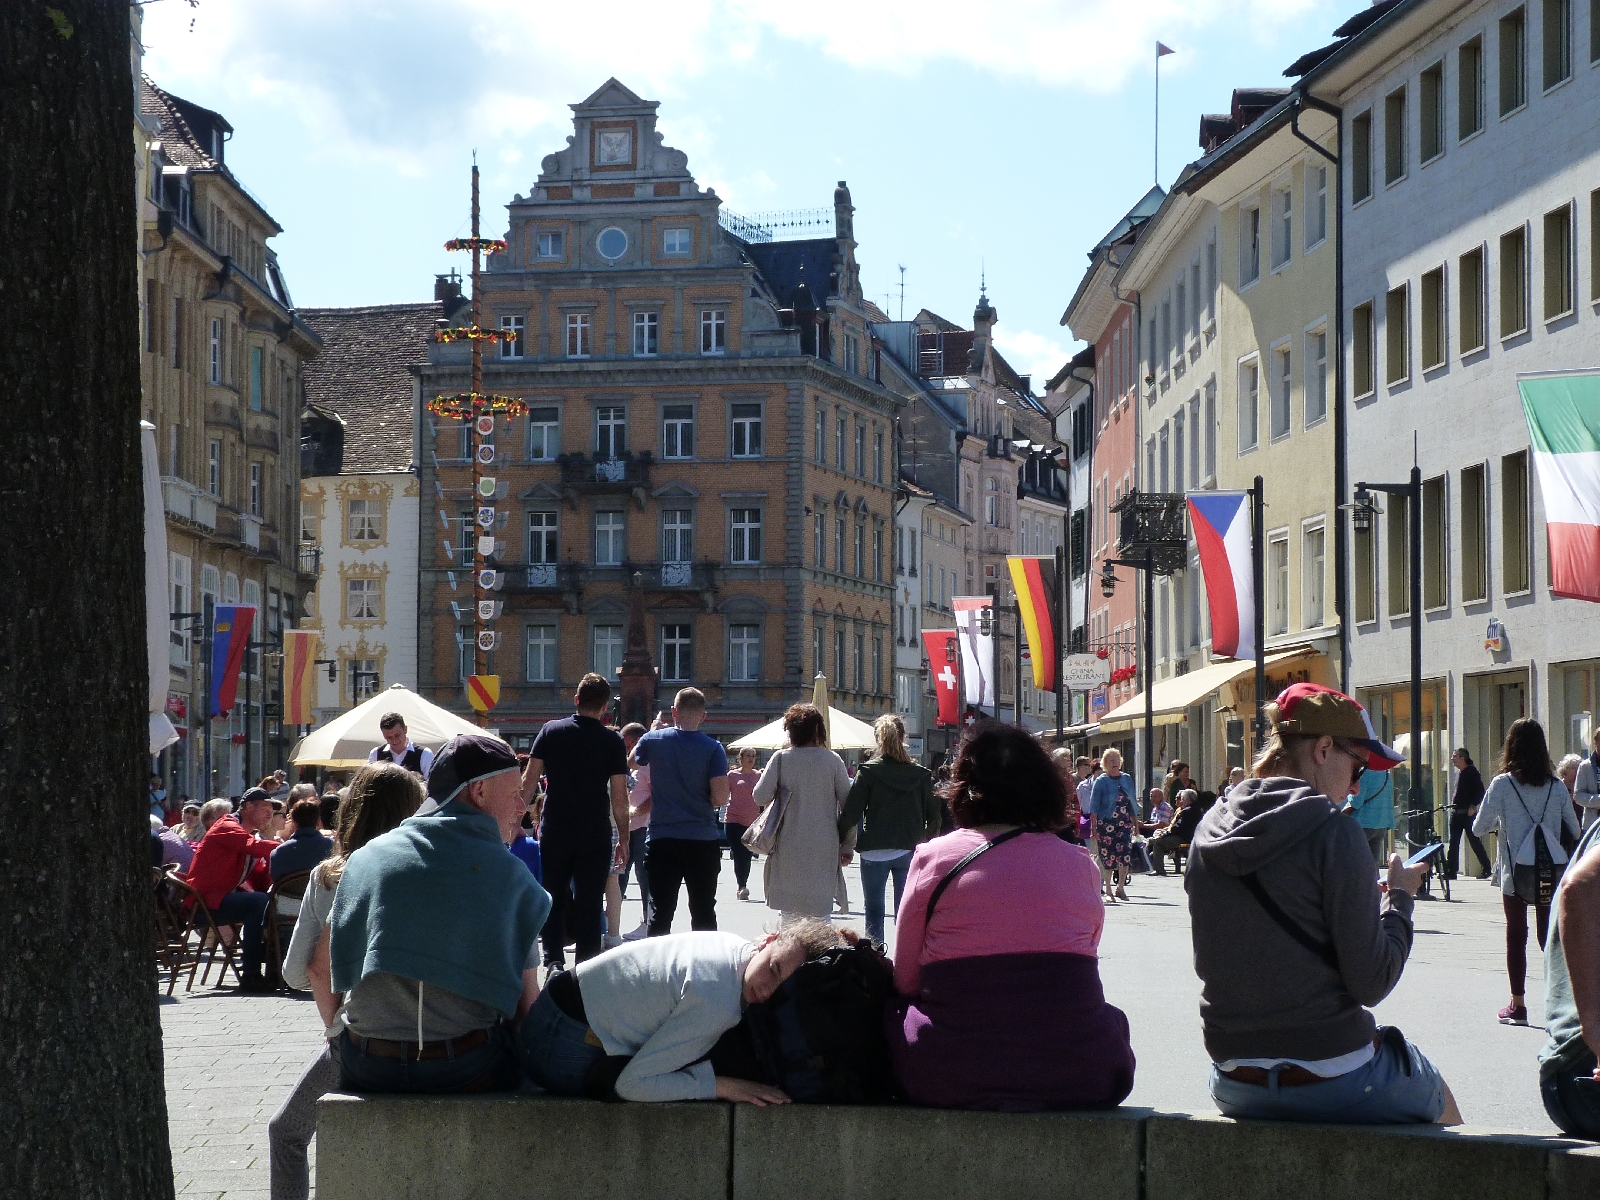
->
[1358,678,1450,847]
[1462,667,1529,776]
[1550,658,1599,761]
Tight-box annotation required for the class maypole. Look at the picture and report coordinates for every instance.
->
[430,159,526,728]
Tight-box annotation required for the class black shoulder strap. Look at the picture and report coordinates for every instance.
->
[925,827,1027,926]
[1239,871,1340,972]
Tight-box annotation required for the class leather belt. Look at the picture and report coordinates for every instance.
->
[1220,1036,1382,1088]
[347,1027,489,1061]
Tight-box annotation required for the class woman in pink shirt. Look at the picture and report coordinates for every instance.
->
[724,747,761,901]
[889,725,1135,1111]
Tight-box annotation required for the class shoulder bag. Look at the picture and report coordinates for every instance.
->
[1509,780,1563,908]
[742,752,787,855]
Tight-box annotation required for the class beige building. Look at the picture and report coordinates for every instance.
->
[139,79,320,798]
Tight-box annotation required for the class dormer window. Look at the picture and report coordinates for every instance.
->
[211,128,223,163]
[536,231,563,259]
[663,228,690,257]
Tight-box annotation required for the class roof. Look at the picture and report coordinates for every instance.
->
[861,300,891,323]
[298,304,441,474]
[1090,185,1165,256]
[914,309,963,333]
[989,347,1033,400]
[1045,344,1095,393]
[141,77,282,235]
[1286,0,1408,80]
[743,238,837,308]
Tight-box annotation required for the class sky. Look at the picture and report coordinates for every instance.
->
[139,0,1355,386]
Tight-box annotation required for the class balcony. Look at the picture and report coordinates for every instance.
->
[557,452,652,490]
[240,513,262,551]
[163,476,217,530]
[205,395,241,429]
[297,543,321,580]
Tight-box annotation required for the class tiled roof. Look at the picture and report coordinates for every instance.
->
[1285,0,1405,78]
[743,238,838,308]
[140,77,224,171]
[298,304,440,475]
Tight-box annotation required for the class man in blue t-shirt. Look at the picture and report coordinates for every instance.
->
[634,687,730,935]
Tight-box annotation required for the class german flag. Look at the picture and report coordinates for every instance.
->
[1007,556,1058,692]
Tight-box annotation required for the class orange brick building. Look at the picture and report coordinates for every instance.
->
[417,80,900,748]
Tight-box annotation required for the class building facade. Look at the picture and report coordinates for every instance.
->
[139,79,320,799]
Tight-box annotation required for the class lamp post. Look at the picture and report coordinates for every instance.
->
[170,606,211,800]
[1099,549,1155,797]
[1350,462,1424,849]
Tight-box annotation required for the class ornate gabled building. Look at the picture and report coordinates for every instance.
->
[416,79,901,747]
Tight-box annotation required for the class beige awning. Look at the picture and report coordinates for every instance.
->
[1096,650,1313,733]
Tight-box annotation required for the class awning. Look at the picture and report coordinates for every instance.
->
[1096,650,1313,733]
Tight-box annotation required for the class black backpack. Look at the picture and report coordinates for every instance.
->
[708,943,900,1104]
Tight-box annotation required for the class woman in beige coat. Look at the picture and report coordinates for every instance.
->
[752,704,852,923]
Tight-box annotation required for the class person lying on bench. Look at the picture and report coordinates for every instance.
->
[518,921,846,1103]
[1186,683,1461,1124]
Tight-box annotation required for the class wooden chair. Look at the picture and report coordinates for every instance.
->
[162,873,242,993]
[153,868,186,982]
[264,869,313,991]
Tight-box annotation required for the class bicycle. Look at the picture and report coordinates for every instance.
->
[1400,806,1452,902]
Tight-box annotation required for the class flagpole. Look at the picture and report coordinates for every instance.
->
[1154,44,1160,185]
[1251,476,1266,750]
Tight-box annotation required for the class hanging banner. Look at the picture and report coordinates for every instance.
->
[921,630,960,728]
[1007,556,1059,692]
[1188,491,1256,660]
[208,604,256,717]
[1520,371,1600,602]
[951,596,994,710]
[282,629,320,725]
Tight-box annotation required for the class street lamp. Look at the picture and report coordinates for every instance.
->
[1100,563,1120,599]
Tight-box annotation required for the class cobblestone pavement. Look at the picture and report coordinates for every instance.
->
[160,853,1557,1197]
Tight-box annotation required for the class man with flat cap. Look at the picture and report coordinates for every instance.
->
[329,733,552,1093]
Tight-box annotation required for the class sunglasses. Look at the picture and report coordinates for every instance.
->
[1335,745,1367,789]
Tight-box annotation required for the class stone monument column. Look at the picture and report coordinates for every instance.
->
[618,571,659,728]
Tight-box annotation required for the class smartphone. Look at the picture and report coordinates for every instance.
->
[1404,842,1444,868]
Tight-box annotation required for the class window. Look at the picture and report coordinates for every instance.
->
[1461,462,1488,602]
[528,510,558,563]
[1460,37,1485,138]
[1593,0,1600,63]
[1543,0,1571,90]
[731,508,762,564]
[208,318,222,384]
[596,405,626,459]
[1204,383,1217,478]
[353,656,381,698]
[1306,329,1328,425]
[1420,267,1446,371]
[1460,247,1488,353]
[813,620,824,676]
[1271,187,1292,269]
[249,346,263,411]
[202,563,220,609]
[1423,475,1447,610]
[855,424,866,477]
[207,439,221,496]
[660,623,692,683]
[730,623,761,682]
[872,430,884,483]
[1303,525,1326,628]
[984,478,999,525]
[1544,203,1575,319]
[1420,62,1444,162]
[1271,346,1292,440]
[1593,189,1600,303]
[872,526,883,581]
[835,414,846,471]
[1161,297,1173,368]
[346,577,380,621]
[1501,7,1527,115]
[526,406,559,460]
[632,310,659,356]
[1500,225,1529,337]
[171,298,183,369]
[594,511,625,566]
[662,509,693,563]
[525,624,556,683]
[536,230,563,259]
[662,228,690,257]
[1387,492,1411,616]
[661,403,694,459]
[853,633,865,692]
[169,554,191,663]
[1269,535,1289,635]
[348,497,382,542]
[835,515,846,573]
[499,315,525,358]
[1240,205,1260,285]
[853,523,864,577]
[1206,234,1218,324]
[1384,87,1407,184]
[1353,301,1376,397]
[814,407,825,462]
[814,512,825,566]
[592,624,624,680]
[700,309,726,355]
[565,312,591,358]
[1502,450,1531,593]
[1238,360,1259,452]
[1354,519,1378,623]
[844,333,859,374]
[731,403,762,457]
[1307,164,1328,248]
[1385,285,1410,385]
[596,227,628,260]
[248,461,262,517]
[1174,412,1186,492]
[1352,111,1373,203]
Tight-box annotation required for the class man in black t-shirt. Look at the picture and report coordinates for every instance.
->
[522,673,629,975]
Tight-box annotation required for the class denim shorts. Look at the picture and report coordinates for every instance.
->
[1210,1027,1447,1124]
[1542,1048,1600,1140]
[518,986,605,1096]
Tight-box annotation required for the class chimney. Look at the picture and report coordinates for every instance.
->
[833,180,854,243]
[434,272,462,305]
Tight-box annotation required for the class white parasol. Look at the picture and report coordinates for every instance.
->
[728,673,879,751]
[290,683,497,768]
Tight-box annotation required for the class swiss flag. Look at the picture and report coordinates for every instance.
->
[922,630,960,728]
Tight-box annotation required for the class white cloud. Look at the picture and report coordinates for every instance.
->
[993,327,1073,391]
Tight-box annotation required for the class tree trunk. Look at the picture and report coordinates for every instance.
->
[0,3,176,1197]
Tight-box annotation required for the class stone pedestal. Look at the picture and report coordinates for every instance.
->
[618,575,658,729]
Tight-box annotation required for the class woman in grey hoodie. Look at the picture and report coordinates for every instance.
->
[1185,682,1462,1125]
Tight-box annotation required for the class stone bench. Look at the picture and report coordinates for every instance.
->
[316,1094,1600,1200]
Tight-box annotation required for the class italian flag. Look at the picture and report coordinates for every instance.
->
[1521,371,1600,602]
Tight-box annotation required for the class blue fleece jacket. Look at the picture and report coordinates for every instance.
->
[329,799,551,1017]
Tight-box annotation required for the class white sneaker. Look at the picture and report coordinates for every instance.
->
[602,934,623,950]
[622,923,649,942]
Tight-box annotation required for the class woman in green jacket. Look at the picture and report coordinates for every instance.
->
[838,714,941,946]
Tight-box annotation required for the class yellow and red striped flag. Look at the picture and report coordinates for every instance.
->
[1007,556,1059,692]
[283,629,320,725]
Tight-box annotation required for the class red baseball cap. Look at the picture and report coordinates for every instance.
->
[1265,682,1404,771]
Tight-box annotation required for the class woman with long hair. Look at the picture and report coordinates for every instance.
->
[751,703,851,923]
[725,746,762,901]
[837,714,940,946]
[268,762,423,1200]
[1473,718,1581,1025]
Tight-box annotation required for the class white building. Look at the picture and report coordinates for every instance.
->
[1297,0,1600,801]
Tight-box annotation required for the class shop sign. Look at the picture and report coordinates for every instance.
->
[165,693,187,721]
[1063,653,1113,688]
[1090,687,1109,717]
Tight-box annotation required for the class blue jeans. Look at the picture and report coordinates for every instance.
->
[518,986,604,1096]
[860,851,912,945]
[208,890,271,977]
[1210,1028,1447,1124]
[333,1024,520,1095]
[1543,1048,1600,1140]
[621,826,651,925]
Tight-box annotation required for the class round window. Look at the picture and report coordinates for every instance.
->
[596,227,629,260]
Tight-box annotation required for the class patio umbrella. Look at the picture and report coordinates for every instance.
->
[813,672,831,743]
[727,703,878,751]
[290,683,497,768]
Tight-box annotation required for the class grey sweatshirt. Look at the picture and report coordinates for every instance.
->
[1185,776,1416,1063]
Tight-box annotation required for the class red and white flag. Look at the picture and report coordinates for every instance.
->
[922,630,961,727]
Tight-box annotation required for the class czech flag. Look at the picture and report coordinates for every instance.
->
[209,605,255,717]
[1187,493,1255,660]
[1521,371,1600,602]
[282,629,319,725]
[1007,556,1058,692]
[922,630,961,727]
